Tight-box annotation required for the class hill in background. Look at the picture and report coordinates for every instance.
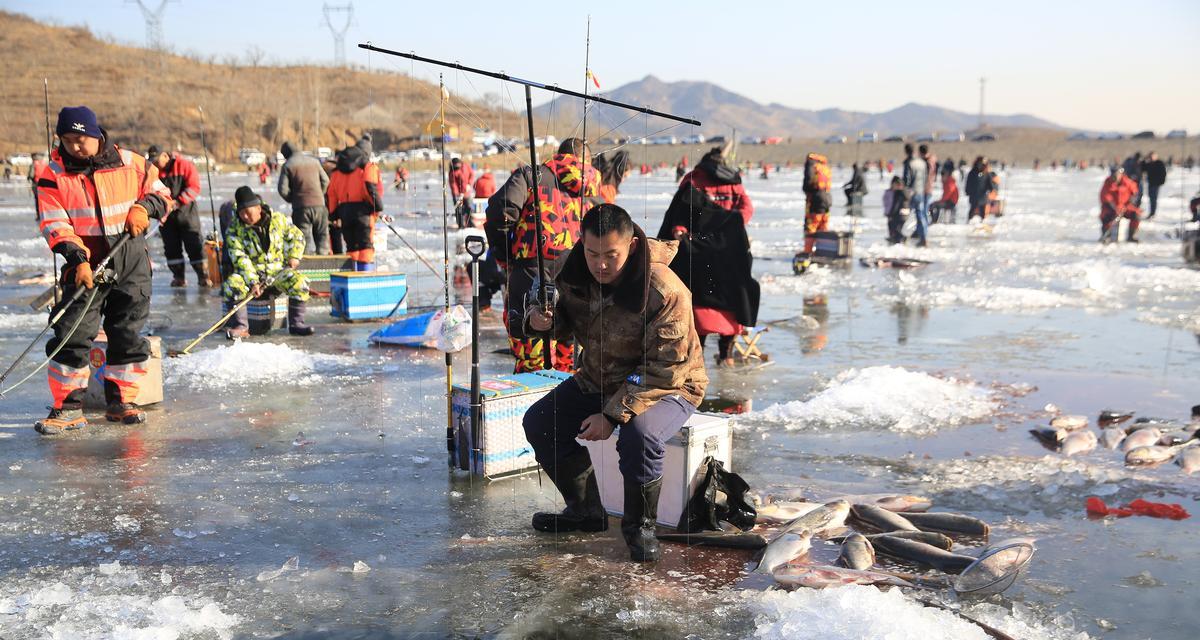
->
[534,75,1065,139]
[0,11,504,160]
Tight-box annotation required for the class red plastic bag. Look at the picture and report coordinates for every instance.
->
[1086,497,1190,520]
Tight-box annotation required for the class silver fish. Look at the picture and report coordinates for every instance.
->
[777,500,850,538]
[755,501,824,525]
[870,535,977,573]
[1126,441,1198,467]
[756,532,811,574]
[1099,427,1126,450]
[830,493,933,513]
[772,564,913,589]
[901,511,990,537]
[836,533,876,570]
[1061,430,1097,457]
[1122,428,1162,452]
[850,503,919,532]
[1050,414,1088,430]
[1177,447,1200,475]
[1029,426,1068,447]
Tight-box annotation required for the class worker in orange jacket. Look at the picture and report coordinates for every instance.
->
[1099,165,1141,243]
[327,145,383,270]
[33,106,174,433]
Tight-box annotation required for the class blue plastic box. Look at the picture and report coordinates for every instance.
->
[329,271,408,321]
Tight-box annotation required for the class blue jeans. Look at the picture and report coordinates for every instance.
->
[912,193,930,244]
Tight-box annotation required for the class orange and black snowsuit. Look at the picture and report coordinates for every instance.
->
[802,152,832,252]
[326,146,382,265]
[483,153,601,373]
[36,140,173,409]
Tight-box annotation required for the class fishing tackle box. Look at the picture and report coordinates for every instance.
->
[450,369,572,478]
[329,271,408,321]
[297,255,354,295]
[583,412,734,527]
[811,230,854,260]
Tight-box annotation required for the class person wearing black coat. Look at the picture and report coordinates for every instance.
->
[1142,151,1167,219]
[843,163,868,206]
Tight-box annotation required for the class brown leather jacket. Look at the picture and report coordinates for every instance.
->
[520,225,708,423]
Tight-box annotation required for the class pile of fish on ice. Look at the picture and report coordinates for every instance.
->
[1029,409,1199,474]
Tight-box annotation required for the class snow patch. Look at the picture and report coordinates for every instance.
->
[747,366,997,434]
[165,341,355,389]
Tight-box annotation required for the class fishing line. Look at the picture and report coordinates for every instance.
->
[1,287,99,398]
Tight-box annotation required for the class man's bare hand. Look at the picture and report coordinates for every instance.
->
[287,258,300,269]
[578,413,615,441]
[250,283,264,298]
[528,308,553,332]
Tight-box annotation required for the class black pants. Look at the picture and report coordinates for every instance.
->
[329,211,345,254]
[522,376,694,484]
[48,235,152,406]
[887,213,907,244]
[472,251,504,307]
[1147,184,1160,217]
[699,333,736,360]
[160,204,205,279]
[292,205,331,254]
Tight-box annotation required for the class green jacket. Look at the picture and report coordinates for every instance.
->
[226,205,305,285]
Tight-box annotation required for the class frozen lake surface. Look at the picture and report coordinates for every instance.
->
[0,161,1197,638]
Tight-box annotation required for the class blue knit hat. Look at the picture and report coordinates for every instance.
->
[56,106,102,139]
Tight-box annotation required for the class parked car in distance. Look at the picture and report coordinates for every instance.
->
[1165,129,1187,139]
[681,134,706,145]
[824,135,847,144]
[1067,132,1090,141]
[971,133,997,142]
[764,137,784,145]
[1132,130,1155,139]
[1096,132,1124,140]
[915,133,935,142]
[858,132,878,143]
[883,135,905,143]
[707,135,726,144]
[741,136,763,145]
[7,153,33,167]
[937,132,965,142]
[649,135,678,145]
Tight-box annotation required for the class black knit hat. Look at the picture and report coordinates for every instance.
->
[147,145,164,158]
[234,186,262,211]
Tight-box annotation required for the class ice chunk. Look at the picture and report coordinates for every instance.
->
[352,561,371,574]
[255,556,299,582]
[747,366,997,435]
[98,560,122,575]
[411,455,430,465]
[165,341,355,389]
[113,514,141,533]
[30,582,72,606]
[747,585,989,639]
[173,528,197,539]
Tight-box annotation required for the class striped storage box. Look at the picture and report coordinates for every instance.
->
[451,369,572,478]
[248,296,287,335]
[329,271,407,321]
[298,255,354,295]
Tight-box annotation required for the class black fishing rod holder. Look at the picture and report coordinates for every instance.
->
[465,234,486,462]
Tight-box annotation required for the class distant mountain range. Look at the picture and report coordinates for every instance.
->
[533,75,1066,139]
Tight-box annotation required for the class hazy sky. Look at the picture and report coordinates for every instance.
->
[8,0,1198,132]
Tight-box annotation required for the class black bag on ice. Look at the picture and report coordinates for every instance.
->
[676,456,757,532]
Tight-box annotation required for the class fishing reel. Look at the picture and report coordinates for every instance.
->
[524,275,559,316]
[93,267,119,286]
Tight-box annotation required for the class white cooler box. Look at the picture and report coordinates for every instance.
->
[582,412,733,528]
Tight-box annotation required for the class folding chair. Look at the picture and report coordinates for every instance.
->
[732,326,770,363]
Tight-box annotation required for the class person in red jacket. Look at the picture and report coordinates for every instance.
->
[393,165,409,191]
[148,146,209,286]
[678,144,753,224]
[34,106,174,433]
[473,167,496,200]
[449,158,475,228]
[327,145,383,269]
[930,169,960,224]
[257,162,270,185]
[1099,166,1141,243]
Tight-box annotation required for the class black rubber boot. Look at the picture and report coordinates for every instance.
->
[225,300,249,339]
[531,450,608,533]
[287,298,315,336]
[621,476,663,562]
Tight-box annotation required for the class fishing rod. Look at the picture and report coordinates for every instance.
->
[523,85,552,371]
[197,107,219,237]
[357,44,701,128]
[379,217,445,284]
[0,232,136,396]
[437,76,456,465]
[42,79,59,307]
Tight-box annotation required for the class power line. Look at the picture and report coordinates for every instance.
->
[322,3,354,67]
